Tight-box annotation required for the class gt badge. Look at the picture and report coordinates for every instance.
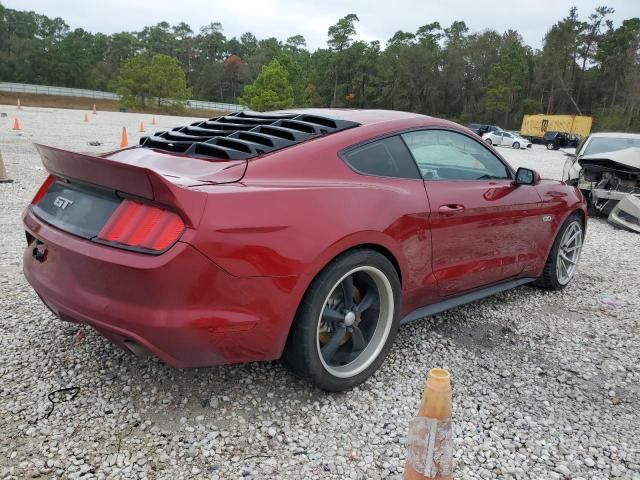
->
[53,196,73,209]
[542,215,552,223]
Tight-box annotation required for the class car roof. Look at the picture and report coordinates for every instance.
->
[137,109,441,162]
[270,108,427,126]
[588,132,640,139]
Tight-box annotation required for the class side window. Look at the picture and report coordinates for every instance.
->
[342,135,421,179]
[503,132,513,138]
[401,130,511,181]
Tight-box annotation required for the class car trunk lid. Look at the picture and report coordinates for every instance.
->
[30,144,247,251]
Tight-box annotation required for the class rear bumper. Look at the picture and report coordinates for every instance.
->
[22,207,301,368]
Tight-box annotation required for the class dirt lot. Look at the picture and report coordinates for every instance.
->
[1,106,639,480]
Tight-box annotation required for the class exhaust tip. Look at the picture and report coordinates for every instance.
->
[122,339,151,359]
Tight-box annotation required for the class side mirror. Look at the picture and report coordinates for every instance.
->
[563,148,577,157]
[514,167,540,186]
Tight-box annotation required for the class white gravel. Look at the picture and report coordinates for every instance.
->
[1,106,639,480]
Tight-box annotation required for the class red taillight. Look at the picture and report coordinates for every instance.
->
[98,199,185,252]
[31,175,55,204]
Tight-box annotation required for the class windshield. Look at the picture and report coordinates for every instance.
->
[582,136,640,156]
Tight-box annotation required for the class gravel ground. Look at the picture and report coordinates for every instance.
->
[1,106,639,480]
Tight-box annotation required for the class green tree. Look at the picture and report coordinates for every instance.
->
[594,18,640,130]
[113,55,153,105]
[114,54,190,108]
[484,38,530,126]
[238,59,294,111]
[327,14,359,106]
[536,8,584,114]
[137,21,177,56]
[1,3,639,130]
[194,62,225,100]
[148,54,191,105]
[441,21,469,117]
[576,6,615,104]
[285,35,306,53]
[463,30,502,118]
[276,53,306,105]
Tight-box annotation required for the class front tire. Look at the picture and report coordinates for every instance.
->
[513,142,520,149]
[534,213,584,290]
[546,142,555,150]
[283,249,401,391]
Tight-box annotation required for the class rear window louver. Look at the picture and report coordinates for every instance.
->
[138,111,360,160]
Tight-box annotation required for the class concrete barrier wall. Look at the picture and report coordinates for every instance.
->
[0,82,246,113]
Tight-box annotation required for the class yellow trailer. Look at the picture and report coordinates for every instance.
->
[520,114,592,139]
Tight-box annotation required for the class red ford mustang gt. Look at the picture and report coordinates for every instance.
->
[23,109,587,391]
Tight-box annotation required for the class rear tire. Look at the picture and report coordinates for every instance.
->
[513,142,520,149]
[534,213,584,290]
[485,138,492,145]
[546,142,555,150]
[283,249,401,391]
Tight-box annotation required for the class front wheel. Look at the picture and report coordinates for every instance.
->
[546,142,555,150]
[283,249,400,391]
[512,142,520,149]
[534,213,584,290]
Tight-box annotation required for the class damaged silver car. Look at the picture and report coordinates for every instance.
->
[563,132,640,233]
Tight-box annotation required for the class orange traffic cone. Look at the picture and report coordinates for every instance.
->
[119,127,129,148]
[138,121,145,133]
[404,369,453,480]
[12,118,21,130]
[151,116,156,125]
[17,98,22,110]
[0,150,13,183]
[83,112,89,122]
[92,104,97,115]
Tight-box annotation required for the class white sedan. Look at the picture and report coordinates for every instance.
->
[483,131,532,149]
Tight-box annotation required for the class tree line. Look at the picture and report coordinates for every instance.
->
[0,4,638,130]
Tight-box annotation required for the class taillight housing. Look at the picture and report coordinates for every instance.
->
[97,199,185,252]
[31,175,55,204]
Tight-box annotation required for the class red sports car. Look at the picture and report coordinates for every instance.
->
[23,109,587,391]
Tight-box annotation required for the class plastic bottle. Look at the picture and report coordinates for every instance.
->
[404,368,453,480]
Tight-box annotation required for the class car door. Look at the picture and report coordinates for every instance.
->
[501,132,514,147]
[401,129,545,297]
[558,133,568,148]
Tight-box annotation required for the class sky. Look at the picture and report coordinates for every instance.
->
[3,0,639,51]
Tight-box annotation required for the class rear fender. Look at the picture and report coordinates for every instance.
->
[300,230,406,285]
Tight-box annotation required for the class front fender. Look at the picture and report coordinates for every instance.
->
[533,181,588,276]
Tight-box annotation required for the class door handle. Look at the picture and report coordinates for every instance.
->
[438,204,465,214]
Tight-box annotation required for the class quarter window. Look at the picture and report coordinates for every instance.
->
[342,135,421,179]
[401,130,511,181]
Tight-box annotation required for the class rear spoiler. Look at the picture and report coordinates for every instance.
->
[34,144,207,228]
